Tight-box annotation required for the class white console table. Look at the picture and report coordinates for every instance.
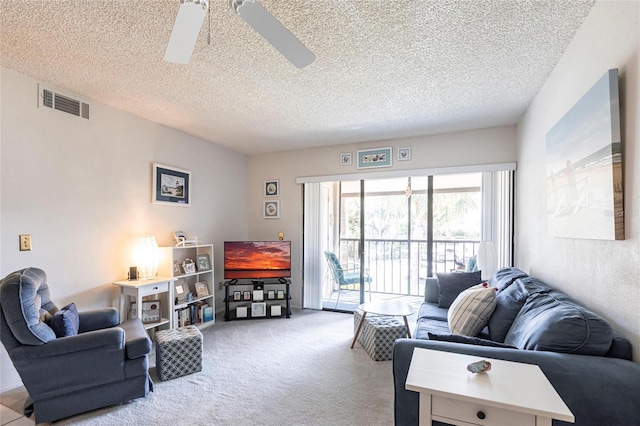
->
[405,348,574,426]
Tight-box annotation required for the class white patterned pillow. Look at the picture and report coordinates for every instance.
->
[448,283,497,336]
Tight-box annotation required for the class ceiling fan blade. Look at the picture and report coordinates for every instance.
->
[232,0,315,69]
[164,0,208,64]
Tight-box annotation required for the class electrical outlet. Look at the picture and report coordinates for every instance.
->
[19,234,32,251]
[218,281,223,290]
[278,232,284,241]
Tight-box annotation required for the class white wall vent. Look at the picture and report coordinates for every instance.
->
[38,85,90,119]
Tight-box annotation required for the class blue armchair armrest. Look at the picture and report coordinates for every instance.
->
[78,307,119,333]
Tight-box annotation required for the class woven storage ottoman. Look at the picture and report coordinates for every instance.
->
[354,309,408,361]
[155,325,203,381]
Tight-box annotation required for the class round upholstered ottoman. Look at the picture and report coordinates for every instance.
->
[155,325,203,381]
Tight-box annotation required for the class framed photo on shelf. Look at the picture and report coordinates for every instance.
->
[152,163,191,207]
[141,300,161,324]
[197,254,211,271]
[267,290,275,300]
[357,147,392,169]
[271,305,282,317]
[175,283,187,303]
[233,291,242,301]
[173,260,181,275]
[195,281,209,298]
[182,259,196,274]
[263,200,280,219]
[251,302,266,317]
[264,180,279,197]
[243,291,252,301]
[276,289,285,300]
[253,289,264,301]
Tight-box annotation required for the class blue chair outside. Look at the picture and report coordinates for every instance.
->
[324,251,372,308]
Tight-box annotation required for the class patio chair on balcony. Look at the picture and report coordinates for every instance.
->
[324,251,372,309]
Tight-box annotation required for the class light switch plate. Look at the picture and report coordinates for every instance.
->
[19,234,32,251]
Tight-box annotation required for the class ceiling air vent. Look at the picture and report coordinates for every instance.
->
[39,86,90,120]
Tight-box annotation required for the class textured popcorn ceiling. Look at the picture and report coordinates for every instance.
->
[0,0,594,154]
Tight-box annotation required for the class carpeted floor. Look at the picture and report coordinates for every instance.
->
[1,309,397,425]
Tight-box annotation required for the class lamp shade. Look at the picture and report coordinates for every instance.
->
[136,235,159,280]
[476,241,497,281]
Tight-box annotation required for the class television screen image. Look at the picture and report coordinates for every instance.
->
[224,241,291,280]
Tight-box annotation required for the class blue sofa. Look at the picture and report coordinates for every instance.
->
[393,268,640,426]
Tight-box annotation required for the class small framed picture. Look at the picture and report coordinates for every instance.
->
[243,291,252,301]
[197,254,211,271]
[357,147,392,169]
[340,152,352,166]
[253,289,264,301]
[175,283,187,302]
[152,163,191,207]
[267,290,275,300]
[236,306,248,318]
[264,180,279,197]
[264,200,280,219]
[251,302,267,317]
[277,289,285,300]
[173,261,181,275]
[173,230,187,244]
[398,147,411,161]
[271,305,282,317]
[233,291,242,301]
[195,281,209,298]
[182,259,196,274]
[141,300,161,324]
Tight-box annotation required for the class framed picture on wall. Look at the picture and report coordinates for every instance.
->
[357,147,392,169]
[397,147,411,161]
[340,153,352,166]
[264,200,280,219]
[265,180,279,197]
[152,163,191,207]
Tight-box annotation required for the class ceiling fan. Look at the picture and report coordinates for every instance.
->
[164,0,315,68]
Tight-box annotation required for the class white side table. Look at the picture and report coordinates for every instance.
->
[113,276,176,331]
[405,348,574,426]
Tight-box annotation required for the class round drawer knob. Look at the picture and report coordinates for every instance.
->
[477,411,486,420]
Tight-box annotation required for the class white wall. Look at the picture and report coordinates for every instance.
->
[517,1,640,360]
[0,68,249,391]
[247,126,517,308]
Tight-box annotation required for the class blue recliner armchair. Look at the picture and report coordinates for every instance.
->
[0,267,153,423]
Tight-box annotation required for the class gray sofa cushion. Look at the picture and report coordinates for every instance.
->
[436,271,482,308]
[488,276,553,342]
[488,267,529,291]
[504,292,613,356]
[417,302,449,322]
[414,317,450,339]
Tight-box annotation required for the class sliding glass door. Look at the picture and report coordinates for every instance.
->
[303,167,514,312]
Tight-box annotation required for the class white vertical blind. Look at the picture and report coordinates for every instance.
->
[481,171,514,269]
[303,183,323,309]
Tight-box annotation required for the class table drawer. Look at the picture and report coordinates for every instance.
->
[139,281,169,296]
[432,395,536,426]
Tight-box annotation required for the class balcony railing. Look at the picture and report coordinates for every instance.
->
[337,238,479,297]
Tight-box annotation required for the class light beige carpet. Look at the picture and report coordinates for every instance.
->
[2,309,395,426]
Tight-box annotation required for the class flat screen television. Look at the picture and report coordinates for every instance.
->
[224,241,291,280]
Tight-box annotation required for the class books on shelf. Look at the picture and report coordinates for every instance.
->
[175,302,213,327]
[203,306,214,322]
